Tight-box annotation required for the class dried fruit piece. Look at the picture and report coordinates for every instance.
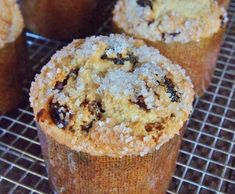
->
[219,15,227,27]
[137,0,153,10]
[54,68,79,91]
[163,76,180,102]
[147,19,155,25]
[88,101,105,119]
[169,32,181,37]
[80,100,105,132]
[145,122,164,132]
[68,68,79,78]
[49,102,71,129]
[36,108,45,121]
[101,52,138,66]
[54,81,66,91]
[81,121,93,133]
[128,52,139,65]
[132,95,149,111]
[161,33,166,41]
[161,32,181,41]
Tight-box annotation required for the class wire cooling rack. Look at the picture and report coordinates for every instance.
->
[0,2,235,194]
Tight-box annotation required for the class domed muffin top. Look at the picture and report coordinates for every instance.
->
[30,34,194,157]
[0,0,24,48]
[113,0,228,43]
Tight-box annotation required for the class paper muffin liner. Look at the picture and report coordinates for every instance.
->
[37,123,185,194]
[218,0,230,8]
[0,33,27,114]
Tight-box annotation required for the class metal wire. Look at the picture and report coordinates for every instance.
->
[0,1,234,194]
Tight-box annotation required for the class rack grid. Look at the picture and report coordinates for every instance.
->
[0,1,235,194]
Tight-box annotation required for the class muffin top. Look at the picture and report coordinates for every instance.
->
[0,0,24,48]
[113,0,228,43]
[30,34,194,157]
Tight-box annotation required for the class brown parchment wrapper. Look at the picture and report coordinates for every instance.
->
[218,0,230,8]
[113,21,225,96]
[20,0,111,41]
[37,123,185,194]
[0,34,27,115]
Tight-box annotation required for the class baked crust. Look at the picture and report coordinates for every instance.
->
[20,0,110,40]
[30,35,194,156]
[0,34,27,114]
[38,123,184,194]
[112,0,227,44]
[113,22,225,96]
[0,0,24,48]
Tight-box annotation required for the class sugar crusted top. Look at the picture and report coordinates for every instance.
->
[0,0,24,48]
[30,34,194,157]
[113,0,228,43]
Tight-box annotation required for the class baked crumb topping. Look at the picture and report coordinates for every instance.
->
[30,34,194,157]
[0,0,24,48]
[113,0,228,43]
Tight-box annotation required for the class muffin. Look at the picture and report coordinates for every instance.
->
[113,0,228,96]
[30,34,194,194]
[0,0,26,114]
[20,0,111,40]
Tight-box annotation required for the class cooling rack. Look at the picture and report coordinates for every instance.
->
[0,1,235,194]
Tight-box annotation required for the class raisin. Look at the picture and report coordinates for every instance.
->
[80,100,105,133]
[132,95,149,111]
[169,32,181,37]
[49,102,71,129]
[163,76,180,102]
[69,127,75,132]
[128,53,139,66]
[54,68,79,91]
[161,32,181,41]
[145,83,151,92]
[145,122,164,132]
[101,52,138,66]
[81,121,93,133]
[88,101,105,119]
[152,131,163,142]
[219,15,226,27]
[161,33,166,41]
[54,81,65,91]
[101,53,125,65]
[69,68,79,78]
[147,19,155,26]
[36,108,45,121]
[137,0,153,10]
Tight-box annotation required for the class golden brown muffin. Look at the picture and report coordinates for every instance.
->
[30,34,194,194]
[113,0,228,96]
[20,0,111,40]
[0,0,26,114]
